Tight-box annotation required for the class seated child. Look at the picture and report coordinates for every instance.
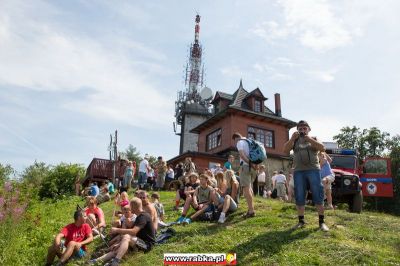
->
[176,174,214,224]
[108,204,137,247]
[151,192,166,227]
[113,191,130,218]
[174,173,199,210]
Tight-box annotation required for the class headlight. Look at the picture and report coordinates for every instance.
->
[344,179,351,186]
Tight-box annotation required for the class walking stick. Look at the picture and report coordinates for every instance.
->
[77,204,109,247]
[111,192,120,225]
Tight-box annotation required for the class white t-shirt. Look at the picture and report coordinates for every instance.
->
[275,174,286,184]
[236,139,249,165]
[139,159,149,173]
[258,172,266,183]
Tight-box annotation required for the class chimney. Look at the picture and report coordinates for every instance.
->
[274,93,282,117]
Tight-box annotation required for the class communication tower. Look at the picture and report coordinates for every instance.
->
[174,14,213,154]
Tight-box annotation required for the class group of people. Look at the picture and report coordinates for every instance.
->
[47,119,335,265]
[46,189,166,266]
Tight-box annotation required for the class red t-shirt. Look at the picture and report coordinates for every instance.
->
[61,223,92,250]
[85,207,104,221]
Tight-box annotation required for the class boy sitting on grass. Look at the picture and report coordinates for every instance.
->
[89,197,156,266]
[46,210,93,266]
[108,204,137,248]
[151,192,166,227]
[176,174,214,225]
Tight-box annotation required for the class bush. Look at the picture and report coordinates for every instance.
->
[38,163,85,200]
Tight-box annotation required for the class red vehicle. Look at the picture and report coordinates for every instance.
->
[326,148,394,213]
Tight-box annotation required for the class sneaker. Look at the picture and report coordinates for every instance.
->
[88,259,97,265]
[176,216,185,224]
[319,223,329,232]
[325,205,334,210]
[292,222,306,230]
[218,213,226,224]
[110,258,121,266]
[182,218,191,225]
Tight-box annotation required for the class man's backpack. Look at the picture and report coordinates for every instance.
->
[245,139,267,164]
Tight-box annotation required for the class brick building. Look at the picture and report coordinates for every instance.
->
[169,80,297,175]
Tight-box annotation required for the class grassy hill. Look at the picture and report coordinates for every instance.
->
[1,191,399,265]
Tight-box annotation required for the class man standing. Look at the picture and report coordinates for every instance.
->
[155,156,167,191]
[283,120,329,231]
[138,154,150,190]
[232,132,257,218]
[46,210,93,266]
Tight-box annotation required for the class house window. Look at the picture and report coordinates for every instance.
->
[254,100,262,112]
[247,126,274,148]
[207,128,222,151]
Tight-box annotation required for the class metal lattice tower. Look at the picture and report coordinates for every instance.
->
[174,14,212,154]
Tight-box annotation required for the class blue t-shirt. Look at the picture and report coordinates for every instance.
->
[224,161,232,170]
[90,185,99,196]
[125,167,133,177]
[107,182,115,194]
[320,162,333,178]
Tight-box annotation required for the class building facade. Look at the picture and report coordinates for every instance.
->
[169,80,297,176]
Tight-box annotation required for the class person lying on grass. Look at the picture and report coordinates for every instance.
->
[46,210,93,266]
[84,196,106,236]
[213,170,239,224]
[176,174,214,224]
[89,197,156,266]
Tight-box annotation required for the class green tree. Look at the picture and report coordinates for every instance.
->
[21,161,50,188]
[361,127,390,157]
[0,163,14,185]
[333,126,361,149]
[123,144,141,162]
[38,163,85,200]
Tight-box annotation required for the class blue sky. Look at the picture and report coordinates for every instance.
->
[1,0,400,173]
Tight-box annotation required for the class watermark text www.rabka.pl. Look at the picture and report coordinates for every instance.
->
[164,253,237,265]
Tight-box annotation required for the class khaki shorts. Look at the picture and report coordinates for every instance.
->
[240,165,257,187]
[276,183,287,197]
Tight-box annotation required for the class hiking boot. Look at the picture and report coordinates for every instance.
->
[319,223,330,232]
[292,221,306,230]
[176,216,185,224]
[182,218,191,225]
[218,213,226,224]
[242,212,256,218]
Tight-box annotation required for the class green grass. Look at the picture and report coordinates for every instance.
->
[1,191,400,265]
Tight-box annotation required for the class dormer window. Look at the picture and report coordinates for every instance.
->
[254,99,262,112]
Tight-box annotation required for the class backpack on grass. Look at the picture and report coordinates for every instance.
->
[245,139,267,164]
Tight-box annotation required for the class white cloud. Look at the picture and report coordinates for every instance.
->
[220,66,244,78]
[253,63,292,81]
[305,69,337,83]
[251,0,353,52]
[0,1,173,129]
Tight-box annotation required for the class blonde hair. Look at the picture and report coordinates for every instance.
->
[86,196,97,205]
[121,191,129,200]
[130,197,142,210]
[224,170,237,186]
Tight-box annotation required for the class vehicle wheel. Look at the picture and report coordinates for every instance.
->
[350,191,363,213]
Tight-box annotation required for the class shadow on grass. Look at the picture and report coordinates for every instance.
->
[232,227,316,264]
